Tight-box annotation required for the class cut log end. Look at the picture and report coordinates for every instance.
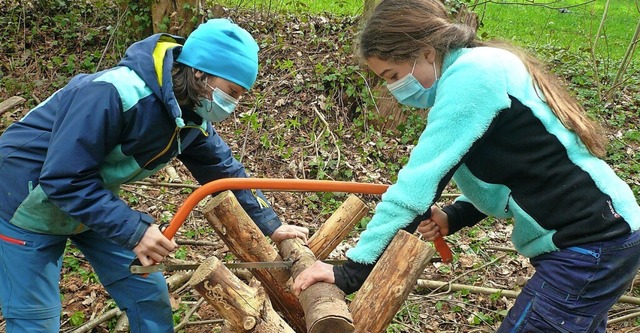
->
[243,316,257,330]
[309,316,355,333]
[188,257,221,287]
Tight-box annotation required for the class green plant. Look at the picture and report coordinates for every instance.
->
[468,311,495,325]
[386,301,423,332]
[63,245,100,284]
[174,247,188,260]
[69,311,85,326]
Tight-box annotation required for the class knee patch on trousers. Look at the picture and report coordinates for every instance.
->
[1,304,60,320]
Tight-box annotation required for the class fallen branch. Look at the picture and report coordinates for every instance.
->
[609,310,640,325]
[416,279,640,306]
[189,256,295,332]
[167,270,195,291]
[113,314,128,332]
[426,254,507,296]
[70,308,122,333]
[133,180,200,189]
[350,231,434,333]
[176,239,220,246]
[312,103,341,170]
[174,297,206,331]
[307,194,369,260]
[0,96,26,116]
[485,245,517,253]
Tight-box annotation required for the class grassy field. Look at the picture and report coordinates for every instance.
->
[474,0,638,62]
[219,0,638,62]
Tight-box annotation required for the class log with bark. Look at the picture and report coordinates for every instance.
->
[349,230,435,333]
[307,194,368,260]
[189,256,295,332]
[279,238,355,333]
[202,190,306,333]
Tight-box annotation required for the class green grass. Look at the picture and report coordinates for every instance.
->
[469,0,637,62]
[218,0,637,63]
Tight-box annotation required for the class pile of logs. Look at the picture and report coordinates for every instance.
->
[189,190,435,333]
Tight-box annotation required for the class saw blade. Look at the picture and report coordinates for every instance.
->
[130,259,347,274]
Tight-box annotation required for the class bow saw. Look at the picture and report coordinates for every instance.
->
[130,178,453,274]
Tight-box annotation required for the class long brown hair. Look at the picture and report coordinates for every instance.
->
[359,0,607,157]
[172,63,209,110]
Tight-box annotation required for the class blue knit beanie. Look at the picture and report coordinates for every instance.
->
[176,19,259,89]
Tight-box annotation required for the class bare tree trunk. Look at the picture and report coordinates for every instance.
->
[361,0,379,24]
[190,256,295,332]
[150,0,201,35]
[350,231,435,333]
[279,239,355,333]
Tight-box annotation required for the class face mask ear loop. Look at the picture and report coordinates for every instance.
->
[411,59,418,75]
[201,76,216,113]
[432,61,438,80]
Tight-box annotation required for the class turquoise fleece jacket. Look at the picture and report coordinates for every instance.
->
[346,47,640,264]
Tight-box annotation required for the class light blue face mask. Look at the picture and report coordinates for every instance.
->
[194,84,239,123]
[387,60,439,109]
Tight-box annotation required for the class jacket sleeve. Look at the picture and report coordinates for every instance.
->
[178,126,282,236]
[442,196,487,234]
[39,82,152,249]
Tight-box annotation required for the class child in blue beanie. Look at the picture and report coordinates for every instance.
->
[0,18,308,333]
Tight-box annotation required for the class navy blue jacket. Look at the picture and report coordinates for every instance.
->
[0,34,281,249]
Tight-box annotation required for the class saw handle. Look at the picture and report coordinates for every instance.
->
[433,237,453,263]
[129,223,170,277]
[160,178,454,263]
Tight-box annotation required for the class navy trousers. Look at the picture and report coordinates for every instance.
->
[498,230,640,332]
[0,218,174,333]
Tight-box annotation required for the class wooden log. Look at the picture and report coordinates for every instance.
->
[349,231,435,333]
[189,256,295,333]
[202,190,307,333]
[279,238,354,333]
[0,96,25,116]
[307,195,369,260]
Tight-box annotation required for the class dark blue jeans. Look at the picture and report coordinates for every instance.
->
[498,230,640,333]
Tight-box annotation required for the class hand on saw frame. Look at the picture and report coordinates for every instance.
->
[133,224,178,266]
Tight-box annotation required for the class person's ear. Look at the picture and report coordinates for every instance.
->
[423,46,437,64]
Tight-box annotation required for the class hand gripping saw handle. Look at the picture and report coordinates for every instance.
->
[161,178,453,263]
